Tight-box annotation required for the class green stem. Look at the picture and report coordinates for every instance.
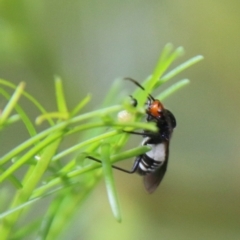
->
[0,132,62,239]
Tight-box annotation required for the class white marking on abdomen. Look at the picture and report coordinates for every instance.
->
[145,143,166,162]
[139,162,148,171]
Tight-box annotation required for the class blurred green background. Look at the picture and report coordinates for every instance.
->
[0,1,240,239]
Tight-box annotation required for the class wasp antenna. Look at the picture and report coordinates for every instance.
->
[147,94,155,102]
[124,77,145,91]
[124,77,155,101]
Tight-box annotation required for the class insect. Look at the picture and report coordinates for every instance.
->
[87,78,176,193]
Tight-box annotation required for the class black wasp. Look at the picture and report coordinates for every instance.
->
[87,78,176,193]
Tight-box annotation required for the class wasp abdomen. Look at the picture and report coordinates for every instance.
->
[137,141,167,175]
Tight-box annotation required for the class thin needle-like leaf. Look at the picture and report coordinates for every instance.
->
[0,88,37,136]
[0,79,54,125]
[36,112,69,125]
[149,45,185,90]
[54,76,68,115]
[0,82,25,125]
[70,94,91,117]
[101,143,122,222]
[156,79,190,100]
[157,55,204,85]
[0,132,64,183]
[0,105,121,166]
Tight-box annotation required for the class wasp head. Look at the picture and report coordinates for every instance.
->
[146,99,164,119]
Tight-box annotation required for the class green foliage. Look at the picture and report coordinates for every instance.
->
[0,44,203,239]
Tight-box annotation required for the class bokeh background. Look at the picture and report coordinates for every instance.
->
[1,1,240,239]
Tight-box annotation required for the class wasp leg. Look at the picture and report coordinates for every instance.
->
[123,130,146,136]
[123,130,158,139]
[86,156,139,174]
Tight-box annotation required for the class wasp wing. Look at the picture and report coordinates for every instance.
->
[143,143,169,193]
